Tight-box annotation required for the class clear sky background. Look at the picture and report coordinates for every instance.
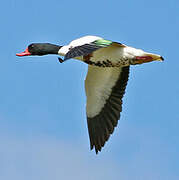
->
[0,0,178,179]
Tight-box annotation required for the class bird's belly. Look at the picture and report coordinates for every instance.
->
[83,47,130,67]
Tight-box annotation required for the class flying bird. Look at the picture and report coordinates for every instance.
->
[16,35,164,154]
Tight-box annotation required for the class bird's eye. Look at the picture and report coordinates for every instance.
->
[28,44,35,50]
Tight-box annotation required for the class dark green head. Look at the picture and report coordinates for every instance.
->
[16,43,62,56]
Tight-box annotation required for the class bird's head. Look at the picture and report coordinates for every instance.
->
[16,43,62,56]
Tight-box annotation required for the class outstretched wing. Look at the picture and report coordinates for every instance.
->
[64,39,125,61]
[85,65,130,154]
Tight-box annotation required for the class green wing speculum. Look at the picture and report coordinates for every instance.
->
[63,39,125,61]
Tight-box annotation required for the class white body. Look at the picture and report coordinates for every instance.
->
[57,35,163,153]
[58,35,161,67]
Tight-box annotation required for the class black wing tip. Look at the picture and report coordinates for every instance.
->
[95,147,101,154]
[88,116,110,154]
[90,144,102,154]
[58,57,64,63]
[90,135,109,154]
[88,118,111,154]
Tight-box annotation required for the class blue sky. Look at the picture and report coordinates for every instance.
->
[0,0,179,179]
